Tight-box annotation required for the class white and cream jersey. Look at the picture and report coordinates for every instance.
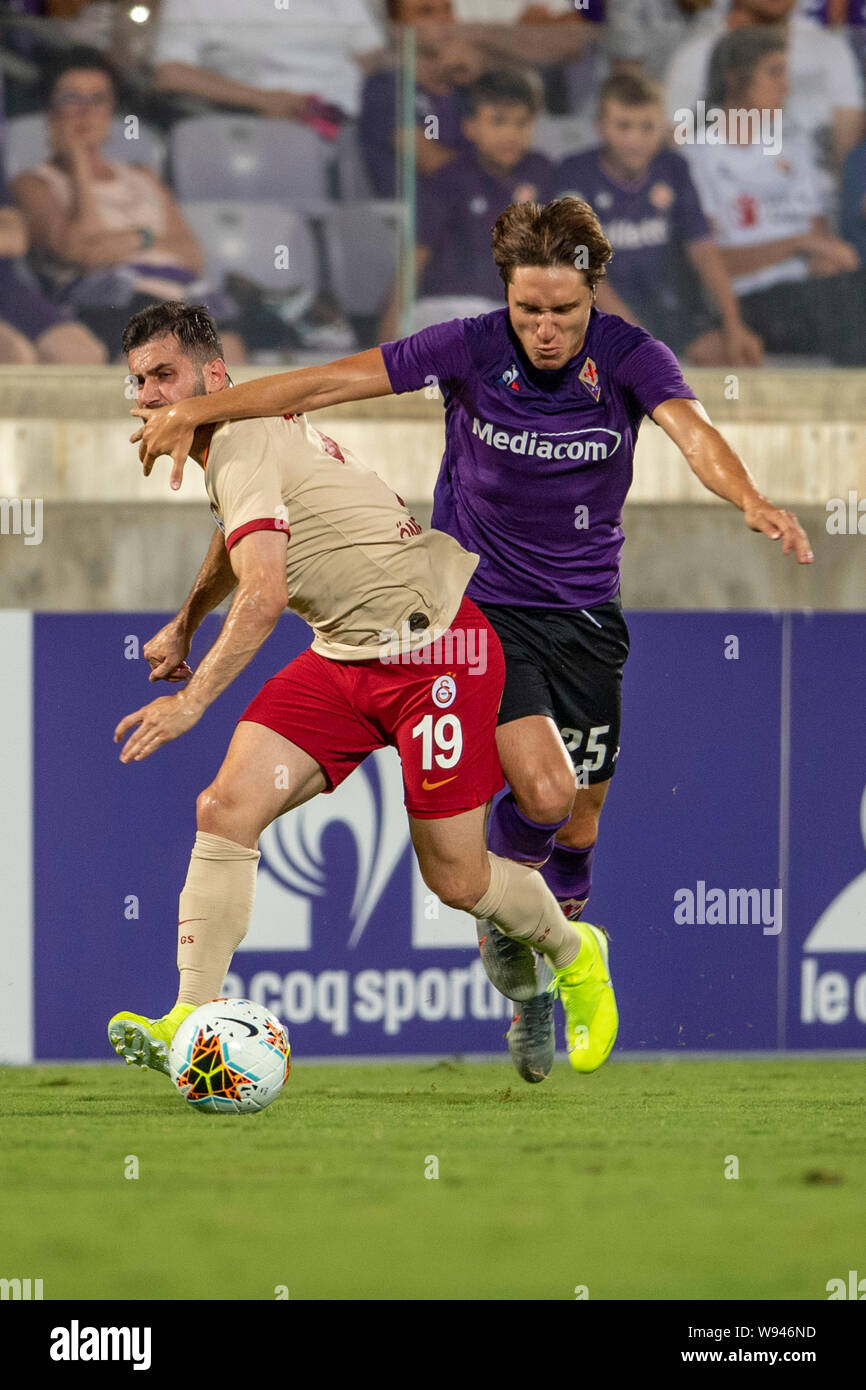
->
[202,411,478,661]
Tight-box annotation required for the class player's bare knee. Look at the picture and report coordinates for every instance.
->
[515,773,576,826]
[437,879,488,913]
[418,862,486,913]
[195,782,237,836]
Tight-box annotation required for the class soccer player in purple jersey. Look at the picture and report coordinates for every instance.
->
[131,197,813,1083]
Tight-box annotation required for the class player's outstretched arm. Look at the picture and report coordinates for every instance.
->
[114,531,288,763]
[651,397,814,565]
[143,527,239,683]
[130,347,394,492]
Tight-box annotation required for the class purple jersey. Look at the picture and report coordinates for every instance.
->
[558,147,710,311]
[417,148,556,300]
[381,307,696,609]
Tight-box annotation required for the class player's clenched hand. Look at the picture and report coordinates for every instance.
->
[743,500,814,564]
[143,618,194,683]
[129,401,196,490]
[114,693,202,763]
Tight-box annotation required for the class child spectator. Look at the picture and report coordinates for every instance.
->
[684,26,866,362]
[390,69,555,332]
[559,72,762,363]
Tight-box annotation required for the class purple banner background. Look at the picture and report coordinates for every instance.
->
[786,615,866,1046]
[31,612,864,1058]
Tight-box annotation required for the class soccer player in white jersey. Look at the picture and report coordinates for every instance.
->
[109,301,617,1077]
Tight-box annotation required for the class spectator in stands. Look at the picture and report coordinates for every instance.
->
[0,169,106,363]
[665,0,865,196]
[683,26,866,362]
[11,50,244,360]
[382,69,556,334]
[361,0,598,196]
[396,2,597,84]
[0,58,104,363]
[559,73,762,364]
[840,134,866,261]
[606,2,722,81]
[153,0,383,133]
[360,1,481,195]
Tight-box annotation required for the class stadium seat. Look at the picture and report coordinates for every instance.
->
[171,116,330,210]
[333,120,375,201]
[320,200,402,317]
[181,200,320,297]
[3,113,165,180]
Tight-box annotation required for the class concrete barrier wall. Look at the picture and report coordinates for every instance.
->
[1,366,864,610]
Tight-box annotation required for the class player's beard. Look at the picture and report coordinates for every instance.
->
[188,367,218,458]
[189,367,207,397]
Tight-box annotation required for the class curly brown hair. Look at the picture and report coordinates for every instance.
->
[491,197,613,294]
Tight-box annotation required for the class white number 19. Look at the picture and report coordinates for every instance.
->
[411,714,463,769]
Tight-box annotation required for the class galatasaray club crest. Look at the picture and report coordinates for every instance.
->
[579,356,601,402]
[432,675,457,709]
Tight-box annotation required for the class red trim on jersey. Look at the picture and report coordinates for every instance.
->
[225,517,291,552]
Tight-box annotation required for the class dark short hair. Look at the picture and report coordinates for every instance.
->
[492,196,613,293]
[121,302,225,362]
[465,69,539,118]
[41,46,119,106]
[597,72,664,115]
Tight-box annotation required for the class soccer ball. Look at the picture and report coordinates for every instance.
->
[169,998,291,1114]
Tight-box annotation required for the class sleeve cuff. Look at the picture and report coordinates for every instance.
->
[225,517,290,552]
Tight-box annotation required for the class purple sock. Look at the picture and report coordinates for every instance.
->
[486,792,568,867]
[541,842,595,916]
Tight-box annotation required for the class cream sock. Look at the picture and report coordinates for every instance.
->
[175,831,260,1006]
[471,852,582,972]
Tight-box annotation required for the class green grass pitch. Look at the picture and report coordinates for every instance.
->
[1,1058,863,1301]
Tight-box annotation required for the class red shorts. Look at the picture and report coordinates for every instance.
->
[240,596,505,818]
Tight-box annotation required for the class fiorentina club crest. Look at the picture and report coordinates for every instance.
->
[579,356,601,402]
